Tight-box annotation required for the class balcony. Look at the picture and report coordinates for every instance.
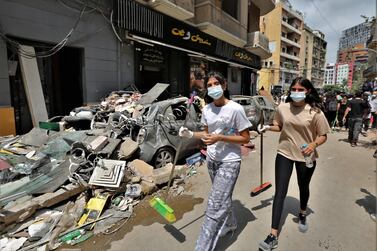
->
[282,20,301,35]
[245,31,271,59]
[250,0,275,15]
[280,52,300,62]
[281,36,300,49]
[193,1,247,47]
[147,0,194,20]
[280,67,299,74]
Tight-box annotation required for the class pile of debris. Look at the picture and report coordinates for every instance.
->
[0,85,205,250]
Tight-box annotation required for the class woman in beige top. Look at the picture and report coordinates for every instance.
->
[258,77,330,251]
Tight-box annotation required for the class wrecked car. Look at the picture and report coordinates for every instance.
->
[231,95,276,131]
[136,97,204,168]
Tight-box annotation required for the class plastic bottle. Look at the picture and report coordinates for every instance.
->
[300,144,313,168]
[59,229,85,243]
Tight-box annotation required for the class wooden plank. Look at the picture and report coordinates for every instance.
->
[18,45,48,126]
[0,107,16,136]
[0,184,86,227]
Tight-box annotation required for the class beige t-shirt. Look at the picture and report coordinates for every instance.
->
[274,102,330,161]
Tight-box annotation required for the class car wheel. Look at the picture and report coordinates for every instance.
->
[153,147,175,169]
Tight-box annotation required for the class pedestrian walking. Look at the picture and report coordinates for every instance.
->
[325,93,338,128]
[179,71,251,251]
[342,91,369,147]
[362,93,372,134]
[257,77,330,251]
[369,95,377,129]
[337,95,348,130]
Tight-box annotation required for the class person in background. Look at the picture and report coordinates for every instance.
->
[179,71,251,251]
[361,92,372,135]
[257,77,330,251]
[369,95,377,130]
[343,91,369,147]
[337,95,348,130]
[325,93,338,129]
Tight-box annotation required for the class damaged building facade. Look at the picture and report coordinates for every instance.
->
[0,0,275,135]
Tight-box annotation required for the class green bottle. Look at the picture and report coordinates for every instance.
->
[59,229,85,242]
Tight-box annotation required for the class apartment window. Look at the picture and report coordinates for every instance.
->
[222,0,238,20]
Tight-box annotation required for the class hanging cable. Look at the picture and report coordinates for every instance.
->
[0,4,86,58]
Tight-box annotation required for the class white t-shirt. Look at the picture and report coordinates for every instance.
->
[201,100,252,162]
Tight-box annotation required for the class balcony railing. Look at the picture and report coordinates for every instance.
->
[282,20,301,35]
[245,31,271,59]
[148,0,194,20]
[281,36,300,48]
[280,52,300,62]
[193,1,247,46]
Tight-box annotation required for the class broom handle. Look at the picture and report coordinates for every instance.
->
[164,93,195,200]
[260,110,264,186]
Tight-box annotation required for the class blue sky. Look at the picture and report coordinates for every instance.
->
[289,0,376,63]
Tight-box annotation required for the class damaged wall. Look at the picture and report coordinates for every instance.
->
[0,0,134,104]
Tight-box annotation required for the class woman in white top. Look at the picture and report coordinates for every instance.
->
[179,71,251,251]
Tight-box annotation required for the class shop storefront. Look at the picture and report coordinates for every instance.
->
[113,0,261,97]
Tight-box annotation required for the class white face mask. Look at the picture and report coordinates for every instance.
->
[290,91,306,102]
[207,85,224,100]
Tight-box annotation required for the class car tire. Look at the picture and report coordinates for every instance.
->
[153,147,175,169]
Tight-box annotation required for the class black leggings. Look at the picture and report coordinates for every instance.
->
[271,154,316,229]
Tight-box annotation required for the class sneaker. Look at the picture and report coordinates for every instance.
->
[298,213,308,232]
[259,234,278,251]
[219,224,237,237]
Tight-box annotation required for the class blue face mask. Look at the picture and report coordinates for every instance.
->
[207,85,224,100]
[290,91,306,102]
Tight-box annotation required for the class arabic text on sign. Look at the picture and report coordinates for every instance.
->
[234,51,253,62]
[171,28,211,46]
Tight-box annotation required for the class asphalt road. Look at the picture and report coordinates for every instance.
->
[92,130,376,251]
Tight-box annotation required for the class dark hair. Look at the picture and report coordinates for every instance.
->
[285,77,323,112]
[355,91,362,98]
[203,71,230,103]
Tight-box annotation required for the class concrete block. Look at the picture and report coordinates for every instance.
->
[88,135,108,151]
[152,164,188,185]
[140,180,156,195]
[119,138,138,159]
[129,159,154,178]
[130,176,141,183]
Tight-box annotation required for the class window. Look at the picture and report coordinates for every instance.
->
[222,0,238,20]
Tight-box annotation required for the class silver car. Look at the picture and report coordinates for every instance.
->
[136,97,204,168]
[231,95,276,130]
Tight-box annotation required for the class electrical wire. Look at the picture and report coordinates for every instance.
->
[308,0,339,35]
[110,10,123,43]
[0,4,87,58]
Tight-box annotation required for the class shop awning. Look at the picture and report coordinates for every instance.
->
[129,34,259,71]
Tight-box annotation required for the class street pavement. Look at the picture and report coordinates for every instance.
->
[96,130,376,251]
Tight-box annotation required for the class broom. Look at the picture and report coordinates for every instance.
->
[250,110,272,197]
[149,92,196,223]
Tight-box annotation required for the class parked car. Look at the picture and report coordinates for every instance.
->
[231,95,276,131]
[136,97,204,168]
